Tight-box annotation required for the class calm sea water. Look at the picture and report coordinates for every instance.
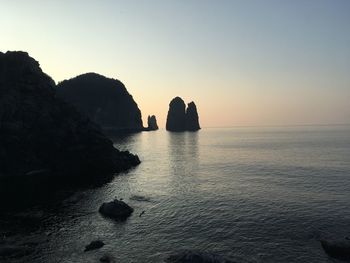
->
[3,126,350,262]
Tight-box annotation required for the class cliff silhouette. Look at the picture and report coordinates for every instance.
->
[0,51,140,181]
[166,97,200,132]
[57,73,143,133]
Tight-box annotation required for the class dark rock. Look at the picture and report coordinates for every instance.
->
[321,238,350,260]
[84,240,105,252]
[130,195,151,202]
[100,254,116,263]
[0,245,33,258]
[166,97,186,131]
[185,102,200,131]
[0,51,140,185]
[166,97,200,132]
[99,199,134,220]
[165,250,235,263]
[147,115,159,130]
[57,73,143,132]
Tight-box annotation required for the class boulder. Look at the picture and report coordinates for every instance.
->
[99,199,134,220]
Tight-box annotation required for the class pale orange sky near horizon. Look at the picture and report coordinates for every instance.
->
[2,0,350,128]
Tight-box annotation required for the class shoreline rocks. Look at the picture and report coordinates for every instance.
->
[0,51,140,181]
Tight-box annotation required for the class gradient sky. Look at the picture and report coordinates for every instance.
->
[2,0,350,127]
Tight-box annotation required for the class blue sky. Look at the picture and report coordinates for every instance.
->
[2,0,350,127]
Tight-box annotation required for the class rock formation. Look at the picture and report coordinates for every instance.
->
[185,102,200,131]
[0,51,140,181]
[56,73,143,133]
[147,115,158,130]
[166,97,200,131]
[99,199,134,220]
[166,97,186,131]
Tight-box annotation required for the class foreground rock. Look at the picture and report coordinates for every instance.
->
[147,115,159,130]
[321,238,350,260]
[166,97,200,132]
[99,199,134,220]
[57,73,144,133]
[0,51,140,183]
[165,250,235,263]
[84,240,105,252]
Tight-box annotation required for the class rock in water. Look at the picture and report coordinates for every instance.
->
[84,240,105,252]
[165,250,235,263]
[147,115,159,130]
[0,51,140,181]
[321,238,350,260]
[166,97,200,131]
[166,97,186,131]
[185,102,200,131]
[99,199,134,220]
[56,73,143,133]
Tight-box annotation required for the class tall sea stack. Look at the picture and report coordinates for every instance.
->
[185,102,200,131]
[147,115,159,130]
[166,97,200,131]
[166,97,186,131]
[57,73,143,132]
[0,51,140,181]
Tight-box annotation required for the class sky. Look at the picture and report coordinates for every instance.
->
[2,0,350,127]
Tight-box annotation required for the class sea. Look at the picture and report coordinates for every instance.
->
[1,126,350,263]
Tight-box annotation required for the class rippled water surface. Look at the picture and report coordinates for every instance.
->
[3,126,350,262]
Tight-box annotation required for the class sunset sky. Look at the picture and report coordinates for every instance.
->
[2,0,350,127]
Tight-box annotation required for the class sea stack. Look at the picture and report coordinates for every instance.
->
[166,97,200,132]
[166,97,186,131]
[57,73,143,133]
[0,51,140,180]
[185,102,200,131]
[147,115,158,130]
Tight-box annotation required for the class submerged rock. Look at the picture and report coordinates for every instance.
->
[147,115,159,130]
[321,238,350,260]
[0,51,140,183]
[57,73,143,132]
[99,199,134,220]
[84,240,105,252]
[165,250,235,263]
[166,97,200,132]
[0,245,33,258]
[100,254,116,263]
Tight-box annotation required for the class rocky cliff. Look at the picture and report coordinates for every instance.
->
[57,73,143,132]
[0,51,140,181]
[166,97,200,131]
